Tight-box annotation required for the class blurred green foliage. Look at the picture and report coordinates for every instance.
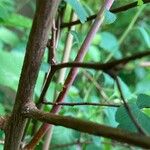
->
[0,0,150,149]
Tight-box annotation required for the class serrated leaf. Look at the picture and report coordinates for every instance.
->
[104,10,117,24]
[137,94,150,109]
[65,0,88,23]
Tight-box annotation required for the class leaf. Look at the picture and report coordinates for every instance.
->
[116,103,150,134]
[99,32,121,59]
[40,62,50,73]
[137,0,144,6]
[137,94,150,109]
[103,72,114,86]
[64,0,88,23]
[117,77,133,100]
[70,30,82,47]
[0,103,5,115]
[55,83,63,92]
[104,107,118,127]
[136,79,150,94]
[137,26,150,48]
[85,45,101,62]
[104,10,117,24]
[0,27,19,46]
[0,50,24,90]
[68,86,79,97]
[51,126,78,150]
[0,0,14,19]
[0,13,32,28]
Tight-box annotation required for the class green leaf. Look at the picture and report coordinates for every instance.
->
[137,94,150,109]
[137,0,144,6]
[117,77,133,100]
[0,0,14,19]
[99,32,121,59]
[70,30,82,47]
[0,27,19,46]
[40,62,50,73]
[65,0,88,23]
[0,103,5,115]
[136,79,150,94]
[116,103,150,134]
[103,72,114,86]
[137,26,150,48]
[55,83,63,92]
[51,126,78,150]
[104,107,118,127]
[68,86,79,97]
[0,13,32,28]
[0,50,24,90]
[104,10,117,24]
[85,45,101,62]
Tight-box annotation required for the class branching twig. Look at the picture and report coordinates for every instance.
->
[42,101,121,107]
[23,107,150,149]
[53,51,150,71]
[114,76,147,135]
[24,1,115,149]
[4,1,61,149]
[61,0,150,28]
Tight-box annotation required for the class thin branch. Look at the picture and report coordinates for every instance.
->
[24,1,115,149]
[23,107,150,149]
[36,68,56,107]
[114,76,147,135]
[82,70,108,101]
[53,51,150,71]
[61,0,150,28]
[42,101,121,107]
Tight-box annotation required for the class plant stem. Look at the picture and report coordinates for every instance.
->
[23,107,150,149]
[119,6,145,45]
[61,0,150,28]
[4,1,61,150]
[24,1,115,149]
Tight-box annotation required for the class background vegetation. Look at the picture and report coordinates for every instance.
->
[0,0,150,149]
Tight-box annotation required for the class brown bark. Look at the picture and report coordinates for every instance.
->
[4,1,61,150]
[24,107,150,149]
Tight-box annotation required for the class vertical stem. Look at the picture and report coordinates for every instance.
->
[24,1,115,149]
[43,12,77,150]
[4,1,61,150]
